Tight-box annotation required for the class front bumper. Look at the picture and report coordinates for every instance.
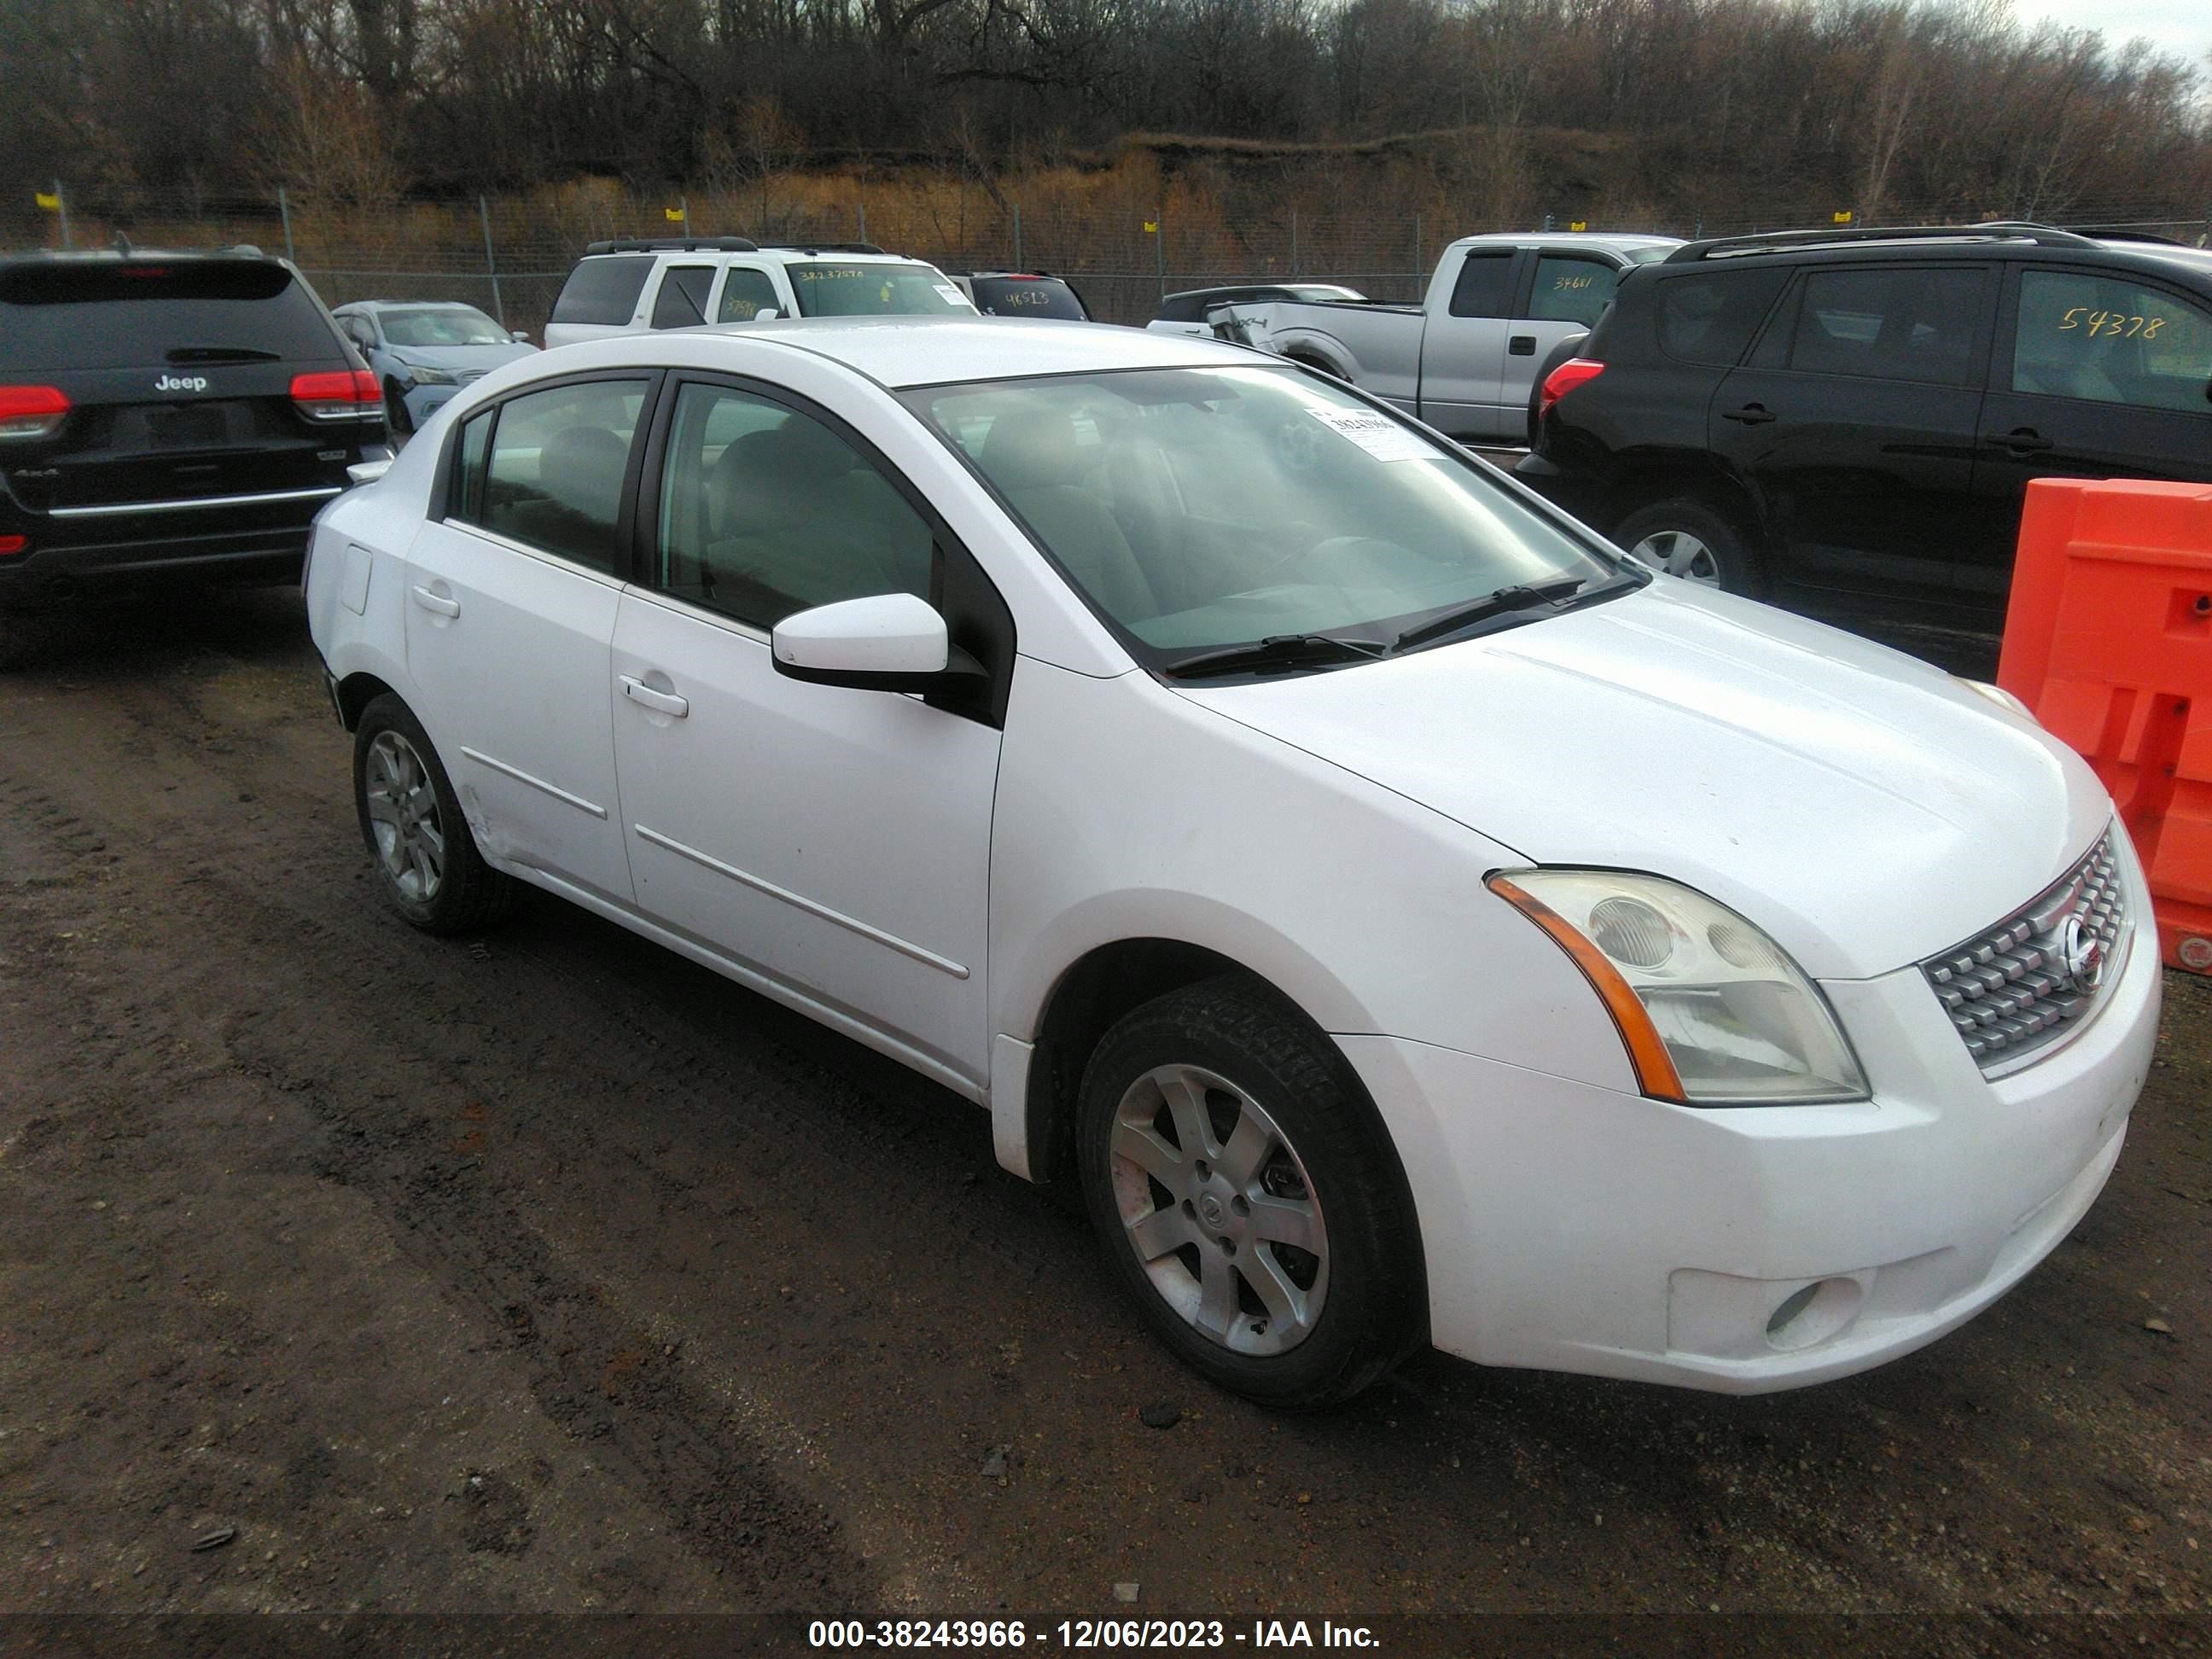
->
[1340,847,2161,1393]
[401,383,460,428]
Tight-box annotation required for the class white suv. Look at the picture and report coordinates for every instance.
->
[542,237,975,347]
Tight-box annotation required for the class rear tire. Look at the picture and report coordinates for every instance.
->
[1076,975,1425,1409]
[1612,498,1762,596]
[352,693,513,934]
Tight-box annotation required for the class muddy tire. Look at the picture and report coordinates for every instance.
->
[1076,975,1425,1409]
[352,693,513,934]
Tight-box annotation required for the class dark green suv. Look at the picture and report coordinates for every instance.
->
[1516,223,2212,636]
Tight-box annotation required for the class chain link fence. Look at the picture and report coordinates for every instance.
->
[15,186,2212,333]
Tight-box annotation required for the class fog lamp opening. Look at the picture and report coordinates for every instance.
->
[1765,1277,1864,1352]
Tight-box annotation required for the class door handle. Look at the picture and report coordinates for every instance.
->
[1508,335,1536,356]
[410,585,461,618]
[620,675,690,719]
[1721,403,1777,425]
[1988,427,2054,457]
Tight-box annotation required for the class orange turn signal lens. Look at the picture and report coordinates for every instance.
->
[1487,873,1687,1102]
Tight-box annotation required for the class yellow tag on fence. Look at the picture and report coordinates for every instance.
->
[1833,210,1854,224]
[1143,220,1158,234]
[1569,220,1587,232]
[665,206,685,223]
[35,191,59,211]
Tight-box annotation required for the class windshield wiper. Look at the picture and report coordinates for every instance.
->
[1164,632,1389,680]
[166,346,281,363]
[1390,574,1595,652]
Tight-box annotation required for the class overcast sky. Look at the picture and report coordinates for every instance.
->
[2008,0,2212,68]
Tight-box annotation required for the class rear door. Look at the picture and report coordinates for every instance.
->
[404,373,655,905]
[0,259,376,521]
[649,265,716,330]
[1416,246,1525,440]
[1708,262,1992,620]
[1970,264,2212,615]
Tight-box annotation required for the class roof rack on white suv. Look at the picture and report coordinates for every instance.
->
[545,239,975,347]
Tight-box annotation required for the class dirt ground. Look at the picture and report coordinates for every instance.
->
[2,589,2209,1646]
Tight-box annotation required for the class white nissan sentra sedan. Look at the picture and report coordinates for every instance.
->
[305,317,2159,1407]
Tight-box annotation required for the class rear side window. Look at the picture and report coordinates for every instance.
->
[971,277,1087,320]
[650,265,715,329]
[1655,268,1789,365]
[717,268,780,322]
[1784,268,1984,385]
[459,378,649,574]
[1447,251,1515,319]
[0,260,338,371]
[550,257,653,327]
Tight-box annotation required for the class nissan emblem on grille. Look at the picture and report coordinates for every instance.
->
[1919,830,2128,1072]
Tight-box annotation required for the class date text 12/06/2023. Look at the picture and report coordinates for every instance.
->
[806,1618,1382,1649]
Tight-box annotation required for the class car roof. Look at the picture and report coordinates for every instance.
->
[1449,231,1682,254]
[687,316,1259,387]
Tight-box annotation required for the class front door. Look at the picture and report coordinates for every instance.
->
[1709,263,1991,625]
[1505,249,1631,423]
[1970,264,2212,619]
[403,375,652,905]
[1416,247,1523,440]
[608,377,1004,1086]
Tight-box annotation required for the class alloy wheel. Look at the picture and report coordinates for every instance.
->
[1628,528,1722,585]
[1108,1063,1329,1356]
[364,730,446,903]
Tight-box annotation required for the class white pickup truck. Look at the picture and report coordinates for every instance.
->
[1220,231,1679,442]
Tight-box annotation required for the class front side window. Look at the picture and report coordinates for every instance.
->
[655,381,934,630]
[1447,251,1515,319]
[1529,256,1622,327]
[903,365,1621,667]
[1784,267,1984,385]
[717,268,781,322]
[464,379,647,573]
[650,265,715,329]
[789,263,969,317]
[2013,269,2212,412]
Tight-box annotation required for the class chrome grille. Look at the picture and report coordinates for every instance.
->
[1921,830,2128,1072]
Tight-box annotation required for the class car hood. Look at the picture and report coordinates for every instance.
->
[1174,581,2111,980]
[391,342,537,371]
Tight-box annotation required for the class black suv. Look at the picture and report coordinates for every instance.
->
[0,249,387,645]
[1516,224,2212,634]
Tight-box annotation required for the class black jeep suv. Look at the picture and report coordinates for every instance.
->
[1515,224,2212,636]
[0,249,388,654]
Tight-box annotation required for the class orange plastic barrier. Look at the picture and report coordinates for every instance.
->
[1999,478,2212,976]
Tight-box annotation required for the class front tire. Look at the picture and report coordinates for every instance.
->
[352,694,512,934]
[1076,977,1424,1408]
[1612,498,1761,595]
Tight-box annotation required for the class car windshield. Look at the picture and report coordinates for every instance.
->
[790,263,969,317]
[970,276,1087,319]
[903,364,1626,668]
[378,306,511,346]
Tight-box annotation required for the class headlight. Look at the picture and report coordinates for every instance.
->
[405,365,457,386]
[1959,677,2033,719]
[1488,870,1868,1105]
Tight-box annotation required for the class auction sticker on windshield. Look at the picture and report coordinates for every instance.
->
[1307,405,1432,463]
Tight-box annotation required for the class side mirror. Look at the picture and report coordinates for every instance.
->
[346,457,394,488]
[771,592,981,693]
[754,306,781,323]
[508,328,530,341]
